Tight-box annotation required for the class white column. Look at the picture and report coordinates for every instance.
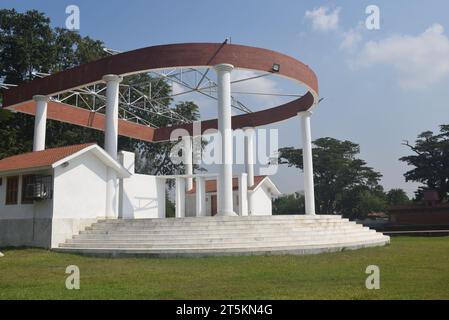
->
[238,173,248,216]
[215,63,237,216]
[184,136,193,191]
[299,111,316,215]
[33,95,48,151]
[195,176,206,217]
[103,74,122,159]
[244,127,255,187]
[175,177,186,218]
[103,74,122,219]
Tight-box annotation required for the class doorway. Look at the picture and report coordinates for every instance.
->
[211,195,217,216]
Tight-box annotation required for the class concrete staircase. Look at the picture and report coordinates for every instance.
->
[55,215,390,257]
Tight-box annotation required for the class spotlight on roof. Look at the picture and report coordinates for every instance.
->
[103,47,122,55]
[272,63,280,73]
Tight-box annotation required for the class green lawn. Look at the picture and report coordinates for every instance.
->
[1,237,448,300]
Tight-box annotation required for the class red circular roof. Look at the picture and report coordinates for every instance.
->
[2,43,319,142]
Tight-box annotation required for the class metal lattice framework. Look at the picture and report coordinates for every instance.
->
[1,43,319,142]
[22,54,304,129]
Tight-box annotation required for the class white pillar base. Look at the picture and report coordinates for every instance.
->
[215,211,238,217]
[238,173,248,216]
[195,176,206,217]
[175,177,186,218]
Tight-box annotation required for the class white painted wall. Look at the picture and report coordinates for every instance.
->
[185,193,196,217]
[51,151,109,247]
[53,152,108,219]
[186,193,213,216]
[249,184,273,216]
[120,174,166,219]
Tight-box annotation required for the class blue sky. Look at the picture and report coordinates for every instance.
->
[3,0,449,196]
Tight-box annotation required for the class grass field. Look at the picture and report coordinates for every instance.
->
[1,236,448,300]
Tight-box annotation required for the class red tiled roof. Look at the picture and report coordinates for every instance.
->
[0,143,96,173]
[186,175,267,194]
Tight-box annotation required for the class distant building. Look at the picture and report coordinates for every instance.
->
[185,176,281,217]
[388,190,449,226]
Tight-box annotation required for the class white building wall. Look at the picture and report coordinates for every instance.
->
[185,193,196,217]
[186,193,213,216]
[249,184,273,216]
[120,174,166,219]
[51,152,109,247]
[0,170,54,248]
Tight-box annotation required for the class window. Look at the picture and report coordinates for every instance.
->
[21,175,35,204]
[22,175,53,201]
[5,176,19,205]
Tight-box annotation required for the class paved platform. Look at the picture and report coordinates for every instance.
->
[55,215,390,258]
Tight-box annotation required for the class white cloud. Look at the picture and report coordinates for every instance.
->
[231,70,283,109]
[231,70,278,95]
[305,6,341,32]
[340,27,363,51]
[170,70,283,116]
[356,24,449,89]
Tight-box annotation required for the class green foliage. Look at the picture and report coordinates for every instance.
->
[0,9,202,180]
[279,137,383,218]
[339,187,387,219]
[400,125,449,201]
[272,192,305,215]
[0,9,54,83]
[0,9,108,158]
[165,196,175,218]
[386,188,410,206]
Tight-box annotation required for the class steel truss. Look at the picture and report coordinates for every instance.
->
[1,52,304,129]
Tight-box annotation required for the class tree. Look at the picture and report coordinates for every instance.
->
[0,9,54,83]
[386,188,409,206]
[400,125,449,201]
[0,9,107,158]
[272,192,305,215]
[0,9,202,180]
[339,186,387,219]
[399,125,449,200]
[279,137,383,217]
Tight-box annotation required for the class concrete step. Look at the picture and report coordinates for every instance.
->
[97,215,346,223]
[57,216,390,257]
[59,235,389,250]
[56,239,390,257]
[85,221,360,232]
[97,218,348,226]
[92,218,352,225]
[67,230,378,244]
[79,225,367,236]
[74,228,374,240]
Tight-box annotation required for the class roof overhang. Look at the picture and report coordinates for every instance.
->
[52,145,131,178]
[0,166,52,176]
[249,176,282,196]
